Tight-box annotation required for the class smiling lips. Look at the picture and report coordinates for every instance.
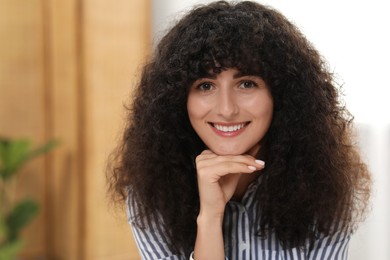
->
[209,122,250,137]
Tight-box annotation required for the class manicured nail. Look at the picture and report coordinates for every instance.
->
[248,165,257,171]
[255,160,265,166]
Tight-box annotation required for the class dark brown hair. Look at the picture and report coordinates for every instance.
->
[108,0,371,254]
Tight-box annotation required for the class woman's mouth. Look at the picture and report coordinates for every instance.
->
[208,122,250,137]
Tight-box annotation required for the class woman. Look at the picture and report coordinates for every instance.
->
[108,1,371,259]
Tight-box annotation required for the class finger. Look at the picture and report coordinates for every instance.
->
[201,149,213,155]
[197,154,264,170]
[197,161,257,183]
[198,149,260,163]
[214,161,258,176]
[196,150,218,163]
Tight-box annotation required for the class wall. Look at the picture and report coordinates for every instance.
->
[0,0,149,259]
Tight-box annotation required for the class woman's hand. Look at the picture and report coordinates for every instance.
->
[195,149,265,219]
[193,149,264,259]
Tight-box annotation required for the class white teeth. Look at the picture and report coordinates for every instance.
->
[214,123,245,132]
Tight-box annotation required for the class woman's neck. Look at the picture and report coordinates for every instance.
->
[232,171,260,201]
[233,143,263,201]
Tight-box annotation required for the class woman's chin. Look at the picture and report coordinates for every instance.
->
[208,144,259,156]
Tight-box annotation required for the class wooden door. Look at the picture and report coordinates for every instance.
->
[0,0,149,259]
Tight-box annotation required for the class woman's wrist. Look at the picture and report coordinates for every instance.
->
[197,211,224,227]
[194,213,225,260]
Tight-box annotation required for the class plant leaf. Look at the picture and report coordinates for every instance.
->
[0,138,11,179]
[27,139,59,160]
[0,239,23,260]
[0,139,31,180]
[5,200,39,241]
[0,215,7,245]
[0,138,59,181]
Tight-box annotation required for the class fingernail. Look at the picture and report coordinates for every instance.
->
[248,165,257,171]
[255,160,265,166]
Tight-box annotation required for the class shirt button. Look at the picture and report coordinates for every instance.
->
[239,242,248,250]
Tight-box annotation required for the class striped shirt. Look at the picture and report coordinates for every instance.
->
[127,177,351,260]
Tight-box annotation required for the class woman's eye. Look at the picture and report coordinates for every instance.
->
[239,81,257,89]
[197,83,213,91]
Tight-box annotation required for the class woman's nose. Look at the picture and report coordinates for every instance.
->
[216,88,239,118]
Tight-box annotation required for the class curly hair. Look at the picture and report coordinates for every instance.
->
[108,0,371,254]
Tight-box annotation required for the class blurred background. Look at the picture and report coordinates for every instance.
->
[0,0,389,259]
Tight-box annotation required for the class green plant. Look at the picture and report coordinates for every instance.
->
[0,138,58,260]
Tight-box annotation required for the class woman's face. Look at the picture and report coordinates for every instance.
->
[187,68,273,155]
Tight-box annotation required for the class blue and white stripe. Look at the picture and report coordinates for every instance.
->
[127,179,351,260]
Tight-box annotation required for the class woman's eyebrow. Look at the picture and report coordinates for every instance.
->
[233,71,258,78]
[195,75,217,81]
[194,71,259,81]
[233,71,245,78]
